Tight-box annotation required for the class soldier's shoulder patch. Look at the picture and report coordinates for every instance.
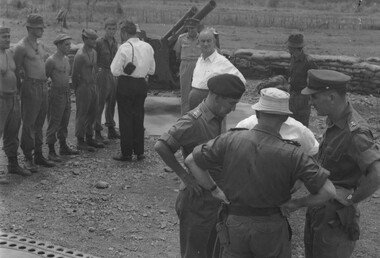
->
[282,139,301,147]
[188,108,202,119]
[229,127,248,132]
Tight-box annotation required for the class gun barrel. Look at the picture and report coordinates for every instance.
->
[167,0,217,47]
[162,6,198,41]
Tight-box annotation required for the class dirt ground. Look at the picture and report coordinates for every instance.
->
[1,5,380,258]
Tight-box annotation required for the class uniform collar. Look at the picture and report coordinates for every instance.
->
[291,51,306,62]
[199,101,218,122]
[326,102,352,129]
[253,124,282,139]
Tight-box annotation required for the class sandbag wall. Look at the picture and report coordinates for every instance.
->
[231,49,380,95]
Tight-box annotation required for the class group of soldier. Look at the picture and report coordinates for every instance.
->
[1,12,380,258]
[156,17,380,258]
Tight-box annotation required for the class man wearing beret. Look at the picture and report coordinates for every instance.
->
[72,29,104,152]
[14,13,55,172]
[0,26,31,184]
[189,27,246,111]
[185,87,336,258]
[155,74,245,258]
[302,69,380,258]
[45,34,79,162]
[111,20,155,161]
[174,18,201,115]
[94,18,120,142]
[287,33,317,127]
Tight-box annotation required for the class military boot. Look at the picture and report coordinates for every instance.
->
[48,144,62,162]
[24,156,39,173]
[8,156,32,176]
[86,135,104,149]
[95,131,110,145]
[108,127,120,139]
[0,169,10,184]
[34,152,56,168]
[59,140,80,155]
[77,137,95,152]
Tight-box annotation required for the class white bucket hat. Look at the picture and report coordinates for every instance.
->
[251,88,292,115]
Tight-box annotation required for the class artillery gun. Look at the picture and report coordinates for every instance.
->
[146,0,216,89]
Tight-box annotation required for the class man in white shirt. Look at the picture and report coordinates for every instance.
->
[111,20,155,162]
[189,28,246,110]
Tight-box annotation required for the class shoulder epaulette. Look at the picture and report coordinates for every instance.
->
[282,139,301,147]
[229,127,248,132]
[188,108,202,119]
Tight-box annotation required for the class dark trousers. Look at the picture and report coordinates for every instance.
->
[46,87,71,144]
[304,201,356,258]
[75,83,98,139]
[116,76,147,157]
[95,68,117,131]
[20,79,48,158]
[0,94,21,157]
[223,214,290,258]
[175,188,220,258]
[289,91,311,127]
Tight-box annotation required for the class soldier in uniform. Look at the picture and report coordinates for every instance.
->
[45,34,79,162]
[14,13,55,172]
[72,29,104,152]
[287,33,317,127]
[301,69,380,258]
[185,87,336,258]
[94,18,120,142]
[155,74,245,258]
[0,26,31,184]
[174,18,201,115]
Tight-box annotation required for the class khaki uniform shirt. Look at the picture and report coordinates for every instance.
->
[289,52,317,92]
[174,33,201,61]
[318,102,380,189]
[192,125,329,208]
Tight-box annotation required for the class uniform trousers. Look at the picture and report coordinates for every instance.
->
[223,214,290,258]
[304,200,356,258]
[75,82,98,139]
[0,93,21,157]
[179,59,197,115]
[175,187,220,258]
[289,91,311,127]
[20,79,48,158]
[46,87,71,144]
[95,68,117,131]
[116,76,147,157]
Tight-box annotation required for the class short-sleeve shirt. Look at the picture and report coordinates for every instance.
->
[289,52,317,92]
[318,102,380,189]
[173,33,200,61]
[192,124,329,208]
[158,101,223,184]
[95,36,118,69]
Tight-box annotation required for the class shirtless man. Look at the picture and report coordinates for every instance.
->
[72,29,103,152]
[45,34,79,162]
[14,13,55,172]
[0,27,31,184]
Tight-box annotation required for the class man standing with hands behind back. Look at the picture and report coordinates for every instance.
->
[14,13,55,172]
[111,20,155,162]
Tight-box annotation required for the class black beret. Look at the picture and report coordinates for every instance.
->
[207,74,245,99]
[302,69,351,95]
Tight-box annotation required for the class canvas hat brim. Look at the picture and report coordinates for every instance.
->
[251,102,293,115]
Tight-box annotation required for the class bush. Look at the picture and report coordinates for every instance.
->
[267,0,280,8]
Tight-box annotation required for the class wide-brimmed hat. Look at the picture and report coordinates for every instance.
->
[184,18,200,27]
[287,34,304,48]
[301,69,351,95]
[26,13,45,28]
[252,88,292,115]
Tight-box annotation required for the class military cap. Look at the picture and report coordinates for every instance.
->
[252,87,292,115]
[104,18,117,28]
[26,13,45,28]
[82,29,98,40]
[301,69,351,95]
[287,33,304,48]
[53,34,72,45]
[0,27,10,34]
[184,18,200,27]
[207,74,245,99]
